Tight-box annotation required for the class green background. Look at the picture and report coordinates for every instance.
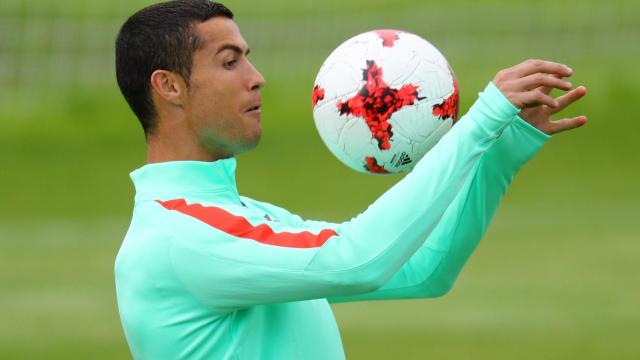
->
[1,0,638,358]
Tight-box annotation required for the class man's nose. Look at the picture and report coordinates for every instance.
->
[249,62,265,91]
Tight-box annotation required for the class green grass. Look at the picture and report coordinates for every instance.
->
[1,0,639,358]
[336,210,640,359]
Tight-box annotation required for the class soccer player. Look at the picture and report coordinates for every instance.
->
[114,1,587,359]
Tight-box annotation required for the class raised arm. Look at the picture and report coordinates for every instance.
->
[328,117,548,302]
[330,66,587,302]
[164,61,578,312]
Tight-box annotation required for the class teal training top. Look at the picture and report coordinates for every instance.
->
[114,82,549,359]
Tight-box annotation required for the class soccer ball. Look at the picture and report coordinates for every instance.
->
[312,29,459,174]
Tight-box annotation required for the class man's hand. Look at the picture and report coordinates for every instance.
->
[518,84,587,135]
[492,59,587,135]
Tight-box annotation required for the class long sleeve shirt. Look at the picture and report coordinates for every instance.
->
[114,82,549,359]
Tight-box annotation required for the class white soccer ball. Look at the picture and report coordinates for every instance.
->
[312,29,459,174]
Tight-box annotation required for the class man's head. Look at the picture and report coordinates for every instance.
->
[116,0,265,160]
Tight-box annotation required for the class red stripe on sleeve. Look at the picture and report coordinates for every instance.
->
[156,199,337,249]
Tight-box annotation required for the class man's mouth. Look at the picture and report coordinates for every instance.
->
[245,104,261,113]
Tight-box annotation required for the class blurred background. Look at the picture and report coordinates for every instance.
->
[1,0,638,358]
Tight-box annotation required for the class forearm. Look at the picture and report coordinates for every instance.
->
[420,117,550,295]
[330,116,549,302]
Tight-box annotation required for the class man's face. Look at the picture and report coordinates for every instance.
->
[186,17,265,157]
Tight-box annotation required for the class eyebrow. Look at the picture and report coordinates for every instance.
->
[215,44,250,56]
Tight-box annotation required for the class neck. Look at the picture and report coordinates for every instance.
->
[145,130,223,164]
[144,111,232,163]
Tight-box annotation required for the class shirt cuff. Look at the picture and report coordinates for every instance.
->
[512,115,551,142]
[465,82,521,136]
[484,81,521,116]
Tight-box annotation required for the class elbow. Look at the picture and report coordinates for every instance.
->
[358,272,389,293]
[419,274,456,298]
[427,281,454,298]
[335,265,391,295]
[349,273,388,295]
[358,258,412,292]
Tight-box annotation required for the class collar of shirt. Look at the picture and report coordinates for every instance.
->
[129,157,239,202]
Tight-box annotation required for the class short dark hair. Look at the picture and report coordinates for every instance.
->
[115,0,233,134]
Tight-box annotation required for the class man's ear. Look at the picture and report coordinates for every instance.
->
[150,70,188,106]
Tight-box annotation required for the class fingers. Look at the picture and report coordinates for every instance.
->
[493,59,575,109]
[539,85,553,95]
[536,74,564,95]
[510,59,573,78]
[549,86,587,114]
[545,115,588,135]
[512,74,573,108]
[515,73,572,92]
[519,89,560,108]
[494,59,572,86]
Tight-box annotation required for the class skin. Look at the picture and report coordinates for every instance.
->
[146,17,265,163]
[491,59,587,135]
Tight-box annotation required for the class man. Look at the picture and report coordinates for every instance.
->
[114,1,587,359]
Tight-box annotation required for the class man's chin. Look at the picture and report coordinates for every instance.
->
[199,126,262,157]
[230,131,262,156]
[242,132,262,152]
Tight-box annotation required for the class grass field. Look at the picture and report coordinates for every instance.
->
[1,0,639,358]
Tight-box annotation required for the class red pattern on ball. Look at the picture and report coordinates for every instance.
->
[338,60,423,150]
[312,85,325,108]
[432,77,459,122]
[375,30,400,47]
[364,156,390,174]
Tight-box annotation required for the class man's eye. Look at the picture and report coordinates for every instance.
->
[224,60,237,68]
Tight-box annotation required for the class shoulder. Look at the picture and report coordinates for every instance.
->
[116,198,238,273]
[115,201,174,280]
